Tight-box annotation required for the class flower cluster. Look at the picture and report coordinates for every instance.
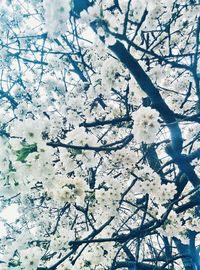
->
[51,176,87,205]
[134,165,177,204]
[158,211,186,240]
[50,227,75,251]
[101,57,127,91]
[43,0,71,38]
[132,106,160,144]
[20,247,42,270]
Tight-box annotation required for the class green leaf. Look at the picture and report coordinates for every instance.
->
[16,143,37,163]
[69,148,82,157]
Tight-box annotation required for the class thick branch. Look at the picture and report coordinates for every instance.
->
[106,40,183,153]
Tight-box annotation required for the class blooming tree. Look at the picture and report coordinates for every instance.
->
[0,0,200,269]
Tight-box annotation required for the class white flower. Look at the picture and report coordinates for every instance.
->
[52,176,87,205]
[97,27,105,37]
[133,165,176,204]
[50,227,74,251]
[57,261,73,270]
[95,184,121,213]
[20,247,42,270]
[101,57,126,90]
[111,148,137,170]
[132,106,160,144]
[105,35,116,46]
[158,211,185,238]
[0,137,10,173]
[9,118,45,145]
[129,76,147,106]
[66,127,98,146]
[43,0,71,38]
[80,3,102,23]
[78,151,99,168]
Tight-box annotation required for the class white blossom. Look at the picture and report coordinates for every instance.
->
[43,0,71,38]
[20,247,42,270]
[132,106,160,144]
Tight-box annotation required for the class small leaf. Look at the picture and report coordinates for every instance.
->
[16,143,37,162]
